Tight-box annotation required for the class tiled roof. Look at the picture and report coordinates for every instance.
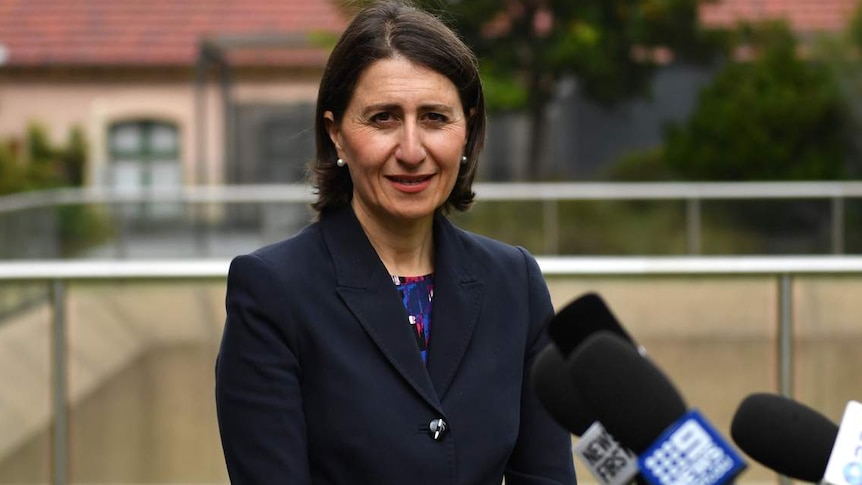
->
[0,0,856,67]
[0,0,348,67]
[701,0,858,33]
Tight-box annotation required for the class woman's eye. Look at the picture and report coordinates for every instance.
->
[426,113,448,123]
[370,112,393,123]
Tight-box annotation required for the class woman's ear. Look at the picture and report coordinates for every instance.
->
[323,111,342,154]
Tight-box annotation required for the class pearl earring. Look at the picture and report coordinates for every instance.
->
[336,158,346,167]
[460,156,468,165]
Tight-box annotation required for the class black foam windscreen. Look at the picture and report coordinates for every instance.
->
[730,393,839,482]
[548,292,635,357]
[568,331,687,454]
[531,344,596,436]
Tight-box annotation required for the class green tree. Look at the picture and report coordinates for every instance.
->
[664,21,851,181]
[811,0,862,176]
[24,122,65,189]
[0,141,25,195]
[60,127,88,186]
[0,123,89,193]
[381,0,722,179]
[0,123,108,256]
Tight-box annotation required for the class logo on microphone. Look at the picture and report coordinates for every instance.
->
[574,421,640,485]
[638,410,747,485]
[841,427,862,485]
[844,461,862,485]
[824,401,862,485]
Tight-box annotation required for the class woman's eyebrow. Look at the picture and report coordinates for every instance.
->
[361,103,457,114]
[362,103,401,113]
[421,103,455,111]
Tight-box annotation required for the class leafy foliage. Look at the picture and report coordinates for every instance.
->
[810,0,862,177]
[0,123,110,257]
[597,21,856,253]
[410,0,720,106]
[663,21,852,181]
[0,122,87,195]
[851,0,862,51]
[0,142,25,195]
[344,0,723,178]
[601,146,673,181]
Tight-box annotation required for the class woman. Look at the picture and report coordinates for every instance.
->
[215,1,577,484]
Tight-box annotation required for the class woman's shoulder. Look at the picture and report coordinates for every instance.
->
[444,221,548,306]
[233,221,326,274]
[445,219,536,268]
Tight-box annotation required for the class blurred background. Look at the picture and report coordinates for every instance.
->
[1,0,861,483]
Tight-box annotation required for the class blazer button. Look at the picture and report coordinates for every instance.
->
[429,418,448,441]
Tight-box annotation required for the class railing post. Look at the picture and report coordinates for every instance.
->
[686,198,701,255]
[777,274,793,399]
[112,204,130,259]
[777,273,794,485]
[832,197,844,255]
[543,199,559,255]
[50,279,69,485]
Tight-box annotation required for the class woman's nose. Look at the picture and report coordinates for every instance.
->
[395,123,426,165]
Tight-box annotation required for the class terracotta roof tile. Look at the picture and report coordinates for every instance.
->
[0,0,348,66]
[0,0,856,67]
[701,0,858,33]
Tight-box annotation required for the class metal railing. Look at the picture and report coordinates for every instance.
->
[3,256,862,483]
[2,182,862,482]
[2,181,862,256]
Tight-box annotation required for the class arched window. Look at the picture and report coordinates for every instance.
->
[108,120,182,218]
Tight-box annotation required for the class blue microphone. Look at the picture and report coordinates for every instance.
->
[568,332,747,485]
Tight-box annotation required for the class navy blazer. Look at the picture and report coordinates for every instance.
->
[216,207,576,484]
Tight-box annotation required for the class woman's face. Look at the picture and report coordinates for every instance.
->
[325,57,468,227]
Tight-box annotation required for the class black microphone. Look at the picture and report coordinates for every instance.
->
[730,393,839,483]
[568,331,685,453]
[533,293,646,485]
[531,345,597,436]
[547,292,638,357]
[533,292,641,436]
[569,332,747,485]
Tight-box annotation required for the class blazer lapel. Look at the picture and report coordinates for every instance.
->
[320,208,442,412]
[426,214,484,400]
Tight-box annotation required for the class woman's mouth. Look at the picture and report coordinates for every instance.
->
[387,175,433,185]
[386,174,434,192]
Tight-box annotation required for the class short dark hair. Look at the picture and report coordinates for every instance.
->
[309,0,486,216]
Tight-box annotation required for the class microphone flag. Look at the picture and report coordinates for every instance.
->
[638,409,746,485]
[823,400,862,485]
[573,421,640,485]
